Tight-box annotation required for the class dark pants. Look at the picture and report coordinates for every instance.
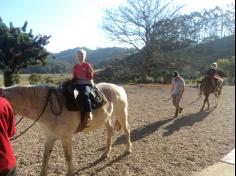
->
[75,84,93,112]
[0,166,17,176]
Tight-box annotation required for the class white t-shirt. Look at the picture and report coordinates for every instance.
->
[172,77,185,95]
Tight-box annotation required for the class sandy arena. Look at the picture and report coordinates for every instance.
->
[12,85,235,176]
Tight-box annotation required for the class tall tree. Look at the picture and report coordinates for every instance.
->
[0,17,51,86]
[102,0,183,81]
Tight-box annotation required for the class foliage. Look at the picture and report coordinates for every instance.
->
[102,0,184,80]
[0,17,51,86]
[95,35,235,84]
[28,73,42,85]
[217,57,235,85]
[102,2,235,82]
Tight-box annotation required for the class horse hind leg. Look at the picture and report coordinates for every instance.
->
[103,120,114,159]
[116,109,132,154]
[207,97,210,110]
[40,136,56,176]
[201,97,207,111]
[214,93,219,108]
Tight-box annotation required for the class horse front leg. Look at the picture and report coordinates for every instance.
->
[40,137,56,176]
[61,137,73,176]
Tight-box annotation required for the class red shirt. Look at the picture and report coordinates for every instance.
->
[72,62,94,80]
[0,97,16,170]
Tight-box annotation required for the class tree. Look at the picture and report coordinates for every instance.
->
[102,0,183,81]
[0,17,51,86]
[217,56,235,84]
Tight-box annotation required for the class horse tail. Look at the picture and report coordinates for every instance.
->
[107,102,113,117]
[198,79,204,95]
[107,102,121,131]
[115,120,122,131]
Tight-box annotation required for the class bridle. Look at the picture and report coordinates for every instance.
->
[1,87,63,141]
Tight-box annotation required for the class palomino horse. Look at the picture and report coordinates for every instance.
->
[199,77,223,111]
[0,83,132,176]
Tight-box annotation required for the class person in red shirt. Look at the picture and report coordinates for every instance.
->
[72,49,94,127]
[0,97,17,176]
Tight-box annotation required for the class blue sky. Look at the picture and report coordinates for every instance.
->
[0,0,234,53]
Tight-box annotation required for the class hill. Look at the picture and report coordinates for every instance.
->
[23,35,235,85]
[54,47,135,65]
[23,47,135,73]
[95,35,235,84]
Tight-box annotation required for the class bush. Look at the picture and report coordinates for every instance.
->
[43,76,54,84]
[28,74,42,85]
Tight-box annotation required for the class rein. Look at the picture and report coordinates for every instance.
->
[15,117,24,126]
[10,88,62,141]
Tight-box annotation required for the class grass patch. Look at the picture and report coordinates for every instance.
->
[0,74,71,86]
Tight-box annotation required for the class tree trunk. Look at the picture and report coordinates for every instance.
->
[142,56,151,82]
[4,71,20,87]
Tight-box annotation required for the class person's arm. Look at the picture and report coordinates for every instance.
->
[87,64,94,80]
[171,79,174,95]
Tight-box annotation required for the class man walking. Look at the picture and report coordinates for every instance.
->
[171,71,185,118]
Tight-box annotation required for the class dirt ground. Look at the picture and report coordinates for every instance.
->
[12,85,235,176]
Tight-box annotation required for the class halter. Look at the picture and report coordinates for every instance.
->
[6,87,63,141]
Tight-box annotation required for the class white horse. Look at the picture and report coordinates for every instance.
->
[0,83,132,176]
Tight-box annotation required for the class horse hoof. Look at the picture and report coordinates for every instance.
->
[66,173,73,176]
[125,150,132,155]
[100,153,110,160]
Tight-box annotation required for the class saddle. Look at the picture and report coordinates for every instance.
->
[202,76,222,92]
[60,79,107,111]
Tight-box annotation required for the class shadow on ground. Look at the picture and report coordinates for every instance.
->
[74,152,129,175]
[115,116,174,145]
[97,116,174,152]
[163,108,215,137]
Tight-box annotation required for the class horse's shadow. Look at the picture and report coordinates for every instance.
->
[74,116,174,174]
[115,116,174,145]
[97,116,174,152]
[163,107,215,137]
[74,109,214,174]
[74,152,129,175]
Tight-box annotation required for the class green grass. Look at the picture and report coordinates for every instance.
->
[0,74,71,86]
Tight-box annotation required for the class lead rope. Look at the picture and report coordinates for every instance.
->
[161,95,201,112]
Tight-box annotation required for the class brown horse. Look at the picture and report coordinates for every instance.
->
[199,77,223,111]
[0,83,132,176]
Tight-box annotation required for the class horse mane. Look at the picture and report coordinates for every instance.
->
[5,85,52,106]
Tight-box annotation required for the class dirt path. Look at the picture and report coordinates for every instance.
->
[12,85,235,176]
